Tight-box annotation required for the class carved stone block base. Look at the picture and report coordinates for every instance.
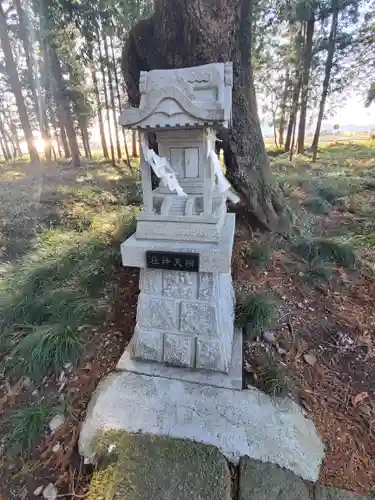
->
[117,328,243,391]
[131,269,235,373]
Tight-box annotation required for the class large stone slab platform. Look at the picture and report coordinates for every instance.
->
[79,371,324,481]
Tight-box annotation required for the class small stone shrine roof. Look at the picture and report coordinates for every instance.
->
[119,62,233,129]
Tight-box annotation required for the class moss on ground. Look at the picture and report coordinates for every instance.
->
[87,431,231,500]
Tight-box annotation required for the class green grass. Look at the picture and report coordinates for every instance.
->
[252,356,290,398]
[4,324,83,380]
[291,236,357,269]
[0,218,135,380]
[236,292,278,335]
[313,180,353,204]
[363,179,375,191]
[243,240,273,268]
[353,233,375,246]
[0,161,143,465]
[306,260,335,282]
[0,179,137,381]
[301,196,332,215]
[2,401,53,456]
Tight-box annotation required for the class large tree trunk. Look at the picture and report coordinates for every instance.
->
[122,0,288,231]
[97,30,115,165]
[311,2,339,161]
[0,4,39,163]
[296,17,315,154]
[49,45,80,166]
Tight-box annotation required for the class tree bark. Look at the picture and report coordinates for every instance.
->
[90,47,109,158]
[9,138,17,158]
[104,34,122,160]
[9,121,22,157]
[57,115,70,158]
[0,134,9,160]
[131,129,138,157]
[122,0,287,231]
[289,107,298,162]
[0,116,16,158]
[284,24,303,153]
[81,126,89,158]
[41,112,52,162]
[311,2,339,161]
[52,124,62,158]
[14,0,38,106]
[49,45,80,166]
[110,36,133,168]
[85,127,92,159]
[14,0,51,160]
[284,71,301,153]
[0,4,39,163]
[272,110,278,148]
[297,17,315,154]
[0,114,10,160]
[39,36,53,161]
[80,118,92,159]
[48,100,62,158]
[97,30,115,165]
[278,67,290,148]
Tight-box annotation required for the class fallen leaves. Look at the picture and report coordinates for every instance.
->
[235,222,375,495]
[303,353,317,367]
[0,379,23,412]
[352,392,369,408]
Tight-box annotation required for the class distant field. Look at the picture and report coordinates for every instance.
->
[264,133,374,146]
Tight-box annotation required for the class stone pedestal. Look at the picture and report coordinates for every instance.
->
[121,213,240,385]
[133,270,234,372]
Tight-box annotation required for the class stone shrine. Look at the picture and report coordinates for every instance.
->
[119,62,241,384]
[79,63,324,480]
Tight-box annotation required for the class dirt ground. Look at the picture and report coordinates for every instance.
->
[234,225,375,494]
[1,143,375,497]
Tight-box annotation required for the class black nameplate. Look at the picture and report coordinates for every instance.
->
[146,250,199,272]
